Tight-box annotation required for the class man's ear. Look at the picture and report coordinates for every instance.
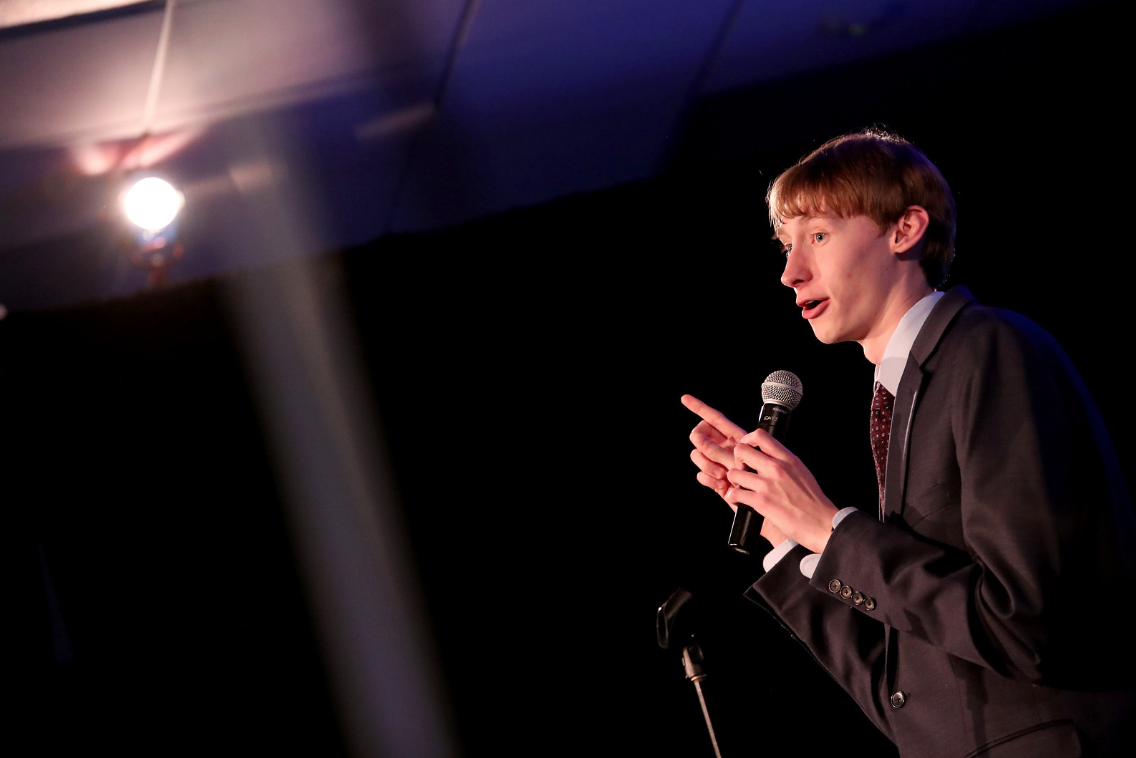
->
[891,206,931,255]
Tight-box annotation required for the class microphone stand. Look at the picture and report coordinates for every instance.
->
[662,372,800,753]
[682,641,720,758]
[657,588,723,758]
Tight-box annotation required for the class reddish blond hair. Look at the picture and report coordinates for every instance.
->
[767,129,957,288]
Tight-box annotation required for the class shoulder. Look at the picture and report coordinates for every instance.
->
[932,301,1097,420]
[938,302,1071,374]
[950,302,1053,344]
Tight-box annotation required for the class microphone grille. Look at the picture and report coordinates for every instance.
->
[761,370,803,410]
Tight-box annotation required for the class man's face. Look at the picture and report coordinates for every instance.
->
[776,213,896,346]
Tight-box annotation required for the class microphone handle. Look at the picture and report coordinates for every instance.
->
[727,402,792,555]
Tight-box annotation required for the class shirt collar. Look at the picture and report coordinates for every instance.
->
[874,291,944,395]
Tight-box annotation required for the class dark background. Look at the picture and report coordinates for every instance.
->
[0,4,1127,755]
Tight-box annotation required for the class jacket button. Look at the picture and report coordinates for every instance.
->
[851,591,864,605]
[828,579,842,593]
[890,691,906,709]
[840,585,853,599]
[864,597,876,611]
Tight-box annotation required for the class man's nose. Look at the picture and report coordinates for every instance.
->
[780,253,809,288]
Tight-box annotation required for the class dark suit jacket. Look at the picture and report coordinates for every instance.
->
[746,287,1136,757]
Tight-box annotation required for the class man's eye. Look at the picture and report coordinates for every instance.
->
[813,233,827,243]
[780,244,793,258]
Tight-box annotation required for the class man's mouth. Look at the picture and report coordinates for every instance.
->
[800,298,829,319]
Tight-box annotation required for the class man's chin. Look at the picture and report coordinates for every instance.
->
[807,322,840,344]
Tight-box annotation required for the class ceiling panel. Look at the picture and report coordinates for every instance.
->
[0,0,465,297]
[153,0,465,132]
[0,0,152,30]
[703,0,988,95]
[0,0,467,149]
[0,8,160,148]
[968,0,1094,32]
[703,0,1099,95]
[391,0,736,232]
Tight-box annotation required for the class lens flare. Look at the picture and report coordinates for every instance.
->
[123,177,183,231]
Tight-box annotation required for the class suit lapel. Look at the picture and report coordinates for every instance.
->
[883,357,923,519]
[881,286,976,520]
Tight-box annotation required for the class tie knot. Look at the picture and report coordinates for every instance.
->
[873,381,894,406]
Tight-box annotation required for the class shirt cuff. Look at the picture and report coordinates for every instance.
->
[761,538,800,572]
[798,507,862,578]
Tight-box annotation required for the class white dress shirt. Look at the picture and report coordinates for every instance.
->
[763,291,945,576]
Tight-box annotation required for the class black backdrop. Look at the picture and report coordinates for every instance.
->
[0,3,1127,756]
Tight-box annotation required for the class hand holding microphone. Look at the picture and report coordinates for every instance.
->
[685,371,837,555]
[726,371,803,554]
[682,372,800,540]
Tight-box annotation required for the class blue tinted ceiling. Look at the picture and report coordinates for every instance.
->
[0,0,1098,309]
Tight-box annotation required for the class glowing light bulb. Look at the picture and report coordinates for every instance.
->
[123,177,183,231]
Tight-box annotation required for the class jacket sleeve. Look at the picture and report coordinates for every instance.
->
[747,543,893,740]
[806,317,1134,688]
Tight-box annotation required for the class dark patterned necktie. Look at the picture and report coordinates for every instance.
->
[871,381,895,520]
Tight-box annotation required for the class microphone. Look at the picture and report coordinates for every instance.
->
[727,370,804,555]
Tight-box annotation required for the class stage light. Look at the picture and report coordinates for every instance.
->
[122,176,183,231]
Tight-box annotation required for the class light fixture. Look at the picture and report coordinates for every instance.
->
[118,1,185,288]
[121,174,185,287]
[122,175,183,231]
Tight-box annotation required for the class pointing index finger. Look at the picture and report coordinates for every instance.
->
[681,394,747,440]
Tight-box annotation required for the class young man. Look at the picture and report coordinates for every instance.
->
[683,129,1136,757]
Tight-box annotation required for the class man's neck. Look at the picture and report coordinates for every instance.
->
[860,282,935,365]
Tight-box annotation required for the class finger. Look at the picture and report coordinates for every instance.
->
[729,485,795,532]
[690,449,728,479]
[691,420,731,447]
[681,395,747,440]
[720,485,740,513]
[726,467,764,492]
[732,442,777,475]
[739,428,795,462]
[691,431,736,469]
[726,485,764,513]
[696,471,731,500]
